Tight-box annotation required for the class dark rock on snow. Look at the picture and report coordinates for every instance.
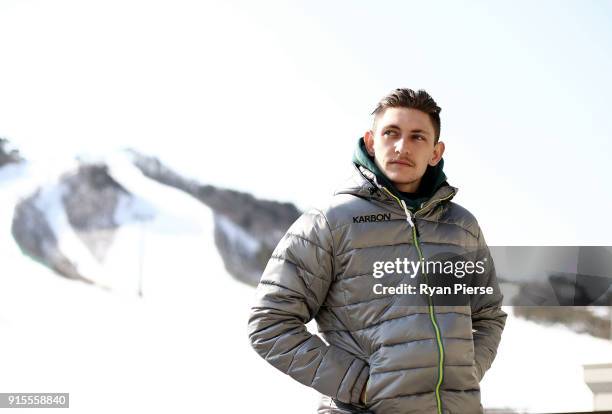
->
[128,149,301,286]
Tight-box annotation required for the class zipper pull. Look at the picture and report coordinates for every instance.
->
[399,199,420,237]
[399,199,414,227]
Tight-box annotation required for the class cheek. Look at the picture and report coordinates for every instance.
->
[378,143,396,157]
[418,150,434,164]
[372,143,385,158]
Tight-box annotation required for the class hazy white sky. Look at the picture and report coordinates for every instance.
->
[1,0,611,245]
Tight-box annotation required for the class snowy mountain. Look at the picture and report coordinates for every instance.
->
[8,149,300,292]
[128,149,300,286]
[1,143,611,413]
[0,150,320,414]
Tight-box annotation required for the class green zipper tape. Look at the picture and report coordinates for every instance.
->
[381,187,445,414]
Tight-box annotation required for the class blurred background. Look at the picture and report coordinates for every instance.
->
[1,0,611,412]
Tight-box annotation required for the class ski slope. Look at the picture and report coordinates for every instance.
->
[0,156,322,414]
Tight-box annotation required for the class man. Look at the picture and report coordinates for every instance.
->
[247,88,506,414]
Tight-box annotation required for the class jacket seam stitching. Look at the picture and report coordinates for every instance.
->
[268,254,328,283]
[248,316,299,339]
[320,311,471,332]
[377,336,473,350]
[337,358,355,401]
[355,313,428,332]
[416,217,479,240]
[310,348,328,388]
[373,389,435,402]
[335,241,413,256]
[335,295,396,308]
[371,363,475,377]
[285,336,311,373]
[312,208,336,278]
[372,388,479,403]
[256,278,318,318]
[334,271,371,282]
[258,278,305,297]
[348,362,367,404]
[284,232,333,256]
[260,325,304,360]
[370,364,439,375]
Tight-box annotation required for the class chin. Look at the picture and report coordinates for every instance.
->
[387,172,417,183]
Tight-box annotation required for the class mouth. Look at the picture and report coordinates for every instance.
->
[389,160,414,167]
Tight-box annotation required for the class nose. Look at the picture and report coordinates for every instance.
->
[393,135,411,155]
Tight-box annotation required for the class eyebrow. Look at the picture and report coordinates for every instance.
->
[382,125,431,135]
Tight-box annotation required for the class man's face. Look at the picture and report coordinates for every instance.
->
[364,107,445,193]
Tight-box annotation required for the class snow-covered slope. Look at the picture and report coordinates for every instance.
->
[481,309,612,412]
[0,155,321,414]
[1,155,611,413]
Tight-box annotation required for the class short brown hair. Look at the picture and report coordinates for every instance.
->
[371,88,442,142]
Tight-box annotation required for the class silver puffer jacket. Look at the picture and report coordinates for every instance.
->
[247,163,507,414]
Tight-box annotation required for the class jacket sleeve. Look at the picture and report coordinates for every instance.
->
[247,208,369,405]
[470,225,507,382]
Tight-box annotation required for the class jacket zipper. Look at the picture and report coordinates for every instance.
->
[380,187,446,414]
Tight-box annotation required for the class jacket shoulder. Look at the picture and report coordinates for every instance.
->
[281,208,334,251]
[312,193,375,232]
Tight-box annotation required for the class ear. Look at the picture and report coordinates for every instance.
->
[364,130,375,156]
[429,141,445,166]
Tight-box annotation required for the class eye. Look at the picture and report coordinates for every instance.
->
[383,130,398,137]
[413,135,425,141]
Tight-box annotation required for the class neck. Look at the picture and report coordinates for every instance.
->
[395,179,422,193]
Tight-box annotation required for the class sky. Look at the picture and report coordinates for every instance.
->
[0,0,611,245]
